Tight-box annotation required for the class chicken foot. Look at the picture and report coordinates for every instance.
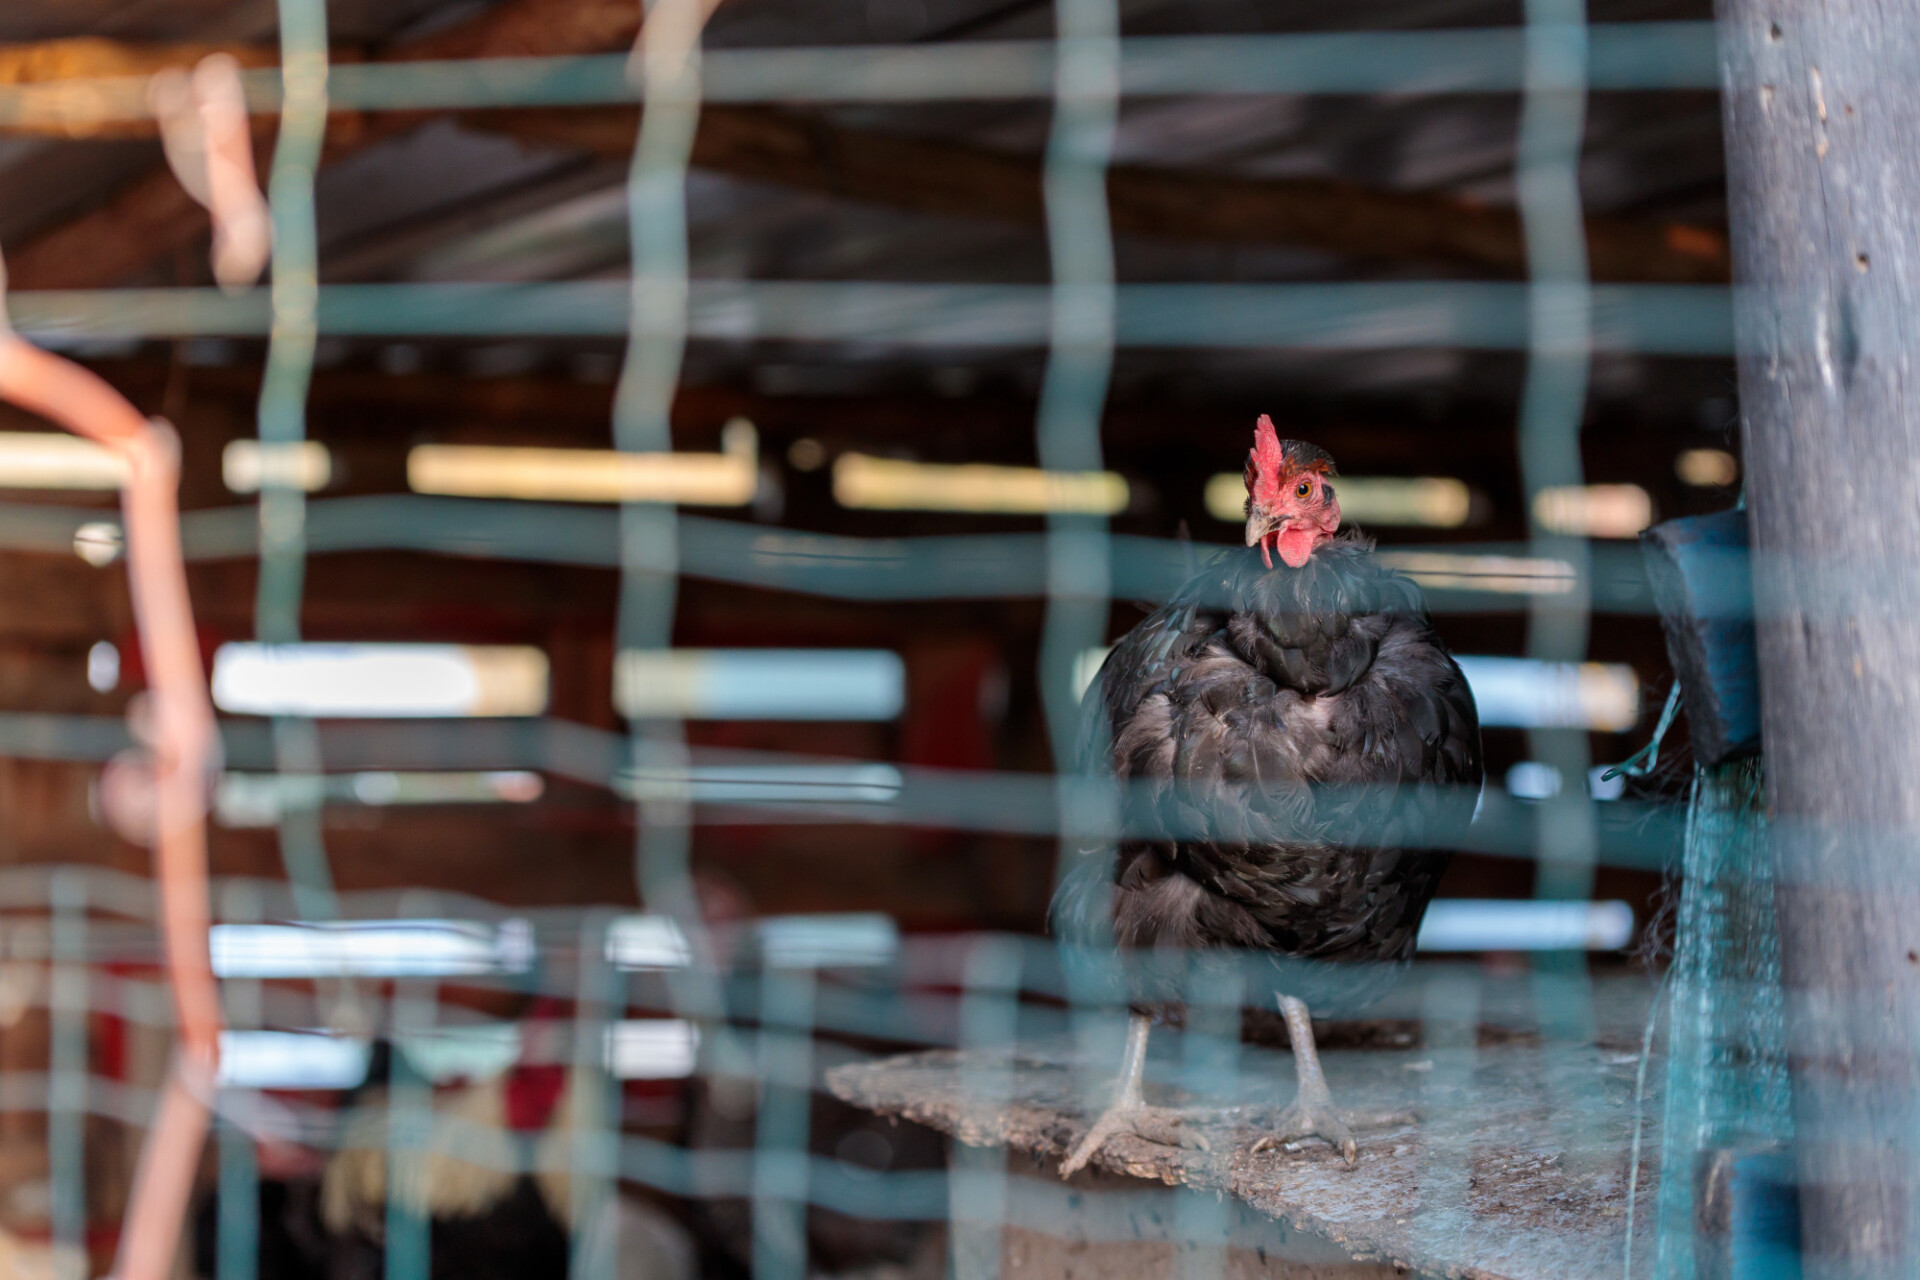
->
[1059,1013,1211,1177]
[1250,994,1358,1165]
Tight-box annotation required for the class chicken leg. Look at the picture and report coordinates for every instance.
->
[1058,1013,1210,1177]
[1251,994,1357,1165]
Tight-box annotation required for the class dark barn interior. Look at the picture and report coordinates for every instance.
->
[0,0,1759,1277]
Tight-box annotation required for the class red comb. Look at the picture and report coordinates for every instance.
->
[1251,414,1285,476]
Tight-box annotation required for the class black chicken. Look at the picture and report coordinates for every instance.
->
[1053,419,1482,1175]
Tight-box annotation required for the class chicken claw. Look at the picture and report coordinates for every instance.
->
[1253,993,1360,1165]
[1059,1013,1216,1178]
[1250,1092,1357,1165]
[1060,1103,1212,1177]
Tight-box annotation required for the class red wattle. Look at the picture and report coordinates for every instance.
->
[1275,526,1318,568]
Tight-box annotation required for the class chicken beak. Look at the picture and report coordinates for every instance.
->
[1246,510,1281,569]
[1245,510,1280,549]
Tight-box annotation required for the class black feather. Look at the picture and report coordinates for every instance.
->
[1053,530,1484,1016]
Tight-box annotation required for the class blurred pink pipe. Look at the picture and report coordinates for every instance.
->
[150,54,271,293]
[0,335,222,1280]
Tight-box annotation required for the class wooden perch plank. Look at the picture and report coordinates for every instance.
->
[826,974,1662,1280]
[0,20,1730,287]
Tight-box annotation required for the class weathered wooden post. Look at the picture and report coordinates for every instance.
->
[1716,3,1920,1274]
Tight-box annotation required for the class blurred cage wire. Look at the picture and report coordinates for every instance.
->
[0,2,1796,1280]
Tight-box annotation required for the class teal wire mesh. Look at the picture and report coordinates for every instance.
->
[1654,758,1792,1279]
[0,11,1780,1280]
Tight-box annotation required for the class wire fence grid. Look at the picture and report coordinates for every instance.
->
[0,6,1793,1280]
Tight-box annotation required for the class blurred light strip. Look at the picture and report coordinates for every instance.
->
[1454,655,1639,731]
[1417,899,1634,951]
[223,440,331,493]
[834,454,1128,515]
[1205,473,1474,528]
[1073,645,1115,701]
[1505,761,1564,801]
[408,420,756,505]
[605,1019,699,1080]
[606,915,694,970]
[615,649,904,720]
[0,432,125,489]
[397,1024,523,1084]
[213,770,544,827]
[1532,483,1653,538]
[1675,448,1738,487]
[1505,761,1629,802]
[618,763,902,804]
[1374,551,1578,595]
[217,1022,703,1086]
[607,912,900,970]
[757,913,899,968]
[217,1031,371,1089]
[210,918,533,978]
[211,643,550,717]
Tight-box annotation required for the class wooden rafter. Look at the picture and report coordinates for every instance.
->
[0,38,279,139]
[0,13,1729,287]
[0,0,635,288]
[484,104,1727,284]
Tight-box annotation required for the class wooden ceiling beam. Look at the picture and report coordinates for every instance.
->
[0,15,1728,287]
[0,0,639,289]
[479,103,1728,284]
[0,38,280,139]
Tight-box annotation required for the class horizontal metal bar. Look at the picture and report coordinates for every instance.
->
[0,497,1660,611]
[0,713,1681,868]
[224,501,1661,612]
[9,281,1734,352]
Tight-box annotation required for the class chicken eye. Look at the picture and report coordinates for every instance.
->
[1294,479,1313,499]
